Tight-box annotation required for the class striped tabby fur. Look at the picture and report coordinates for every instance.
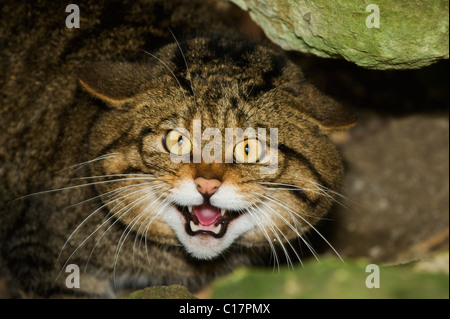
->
[0,0,355,297]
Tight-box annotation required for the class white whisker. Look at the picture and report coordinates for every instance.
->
[112,192,169,284]
[141,196,172,265]
[64,181,156,209]
[12,176,157,204]
[140,48,188,102]
[251,206,297,269]
[168,28,197,106]
[53,184,165,285]
[83,185,166,272]
[72,174,156,181]
[56,153,119,173]
[260,193,344,263]
[57,183,162,261]
[116,190,169,268]
[257,181,359,209]
[246,207,281,271]
[254,193,317,263]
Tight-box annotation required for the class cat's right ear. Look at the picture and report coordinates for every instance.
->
[78,62,152,108]
[295,83,357,131]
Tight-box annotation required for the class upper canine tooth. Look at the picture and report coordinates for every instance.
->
[187,206,193,213]
[220,208,226,216]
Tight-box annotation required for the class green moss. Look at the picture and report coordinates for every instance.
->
[127,284,197,299]
[210,254,449,299]
[230,0,449,69]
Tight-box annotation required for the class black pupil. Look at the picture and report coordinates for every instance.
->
[177,135,183,146]
[245,143,249,155]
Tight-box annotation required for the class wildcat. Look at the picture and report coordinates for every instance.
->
[0,0,355,297]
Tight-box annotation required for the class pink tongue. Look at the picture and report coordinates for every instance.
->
[193,204,221,226]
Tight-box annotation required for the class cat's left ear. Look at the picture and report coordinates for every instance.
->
[297,83,357,131]
[78,62,153,108]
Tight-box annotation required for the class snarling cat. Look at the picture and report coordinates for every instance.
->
[0,0,355,297]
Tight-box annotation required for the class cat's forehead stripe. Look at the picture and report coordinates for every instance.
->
[167,38,288,101]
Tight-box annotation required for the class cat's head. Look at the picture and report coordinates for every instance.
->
[79,36,355,260]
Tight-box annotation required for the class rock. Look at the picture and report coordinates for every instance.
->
[127,284,197,299]
[209,255,449,298]
[228,0,449,69]
[331,113,449,263]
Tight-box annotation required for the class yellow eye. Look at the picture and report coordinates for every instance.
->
[234,138,264,163]
[164,130,192,156]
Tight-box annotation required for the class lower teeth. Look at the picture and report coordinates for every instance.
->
[189,221,222,235]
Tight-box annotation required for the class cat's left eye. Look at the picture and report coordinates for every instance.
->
[234,138,264,163]
[164,130,192,156]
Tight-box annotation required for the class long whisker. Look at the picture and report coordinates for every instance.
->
[141,195,172,266]
[53,184,165,285]
[72,174,156,181]
[254,193,317,263]
[11,176,157,203]
[252,205,298,269]
[57,182,160,260]
[307,180,361,208]
[111,192,172,291]
[168,28,197,105]
[257,181,359,209]
[112,192,169,284]
[140,48,188,102]
[116,190,169,267]
[261,193,344,263]
[254,194,313,260]
[83,185,166,272]
[258,189,326,222]
[64,181,156,209]
[56,153,119,173]
[82,185,166,272]
[246,206,281,271]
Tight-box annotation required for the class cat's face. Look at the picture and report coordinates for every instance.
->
[80,37,354,260]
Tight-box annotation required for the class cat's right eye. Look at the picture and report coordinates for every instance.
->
[234,138,264,163]
[163,130,192,156]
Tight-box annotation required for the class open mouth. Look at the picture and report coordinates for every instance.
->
[177,203,243,238]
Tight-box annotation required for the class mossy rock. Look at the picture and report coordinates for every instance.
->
[229,0,449,69]
[209,253,449,299]
[127,284,197,299]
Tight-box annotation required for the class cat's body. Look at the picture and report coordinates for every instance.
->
[0,0,355,297]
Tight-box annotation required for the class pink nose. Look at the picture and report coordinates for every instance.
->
[194,177,222,196]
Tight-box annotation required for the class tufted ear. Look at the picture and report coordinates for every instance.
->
[78,62,153,107]
[296,83,357,130]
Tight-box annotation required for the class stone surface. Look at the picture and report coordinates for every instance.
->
[332,114,449,263]
[127,284,197,299]
[209,254,449,298]
[228,0,449,69]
